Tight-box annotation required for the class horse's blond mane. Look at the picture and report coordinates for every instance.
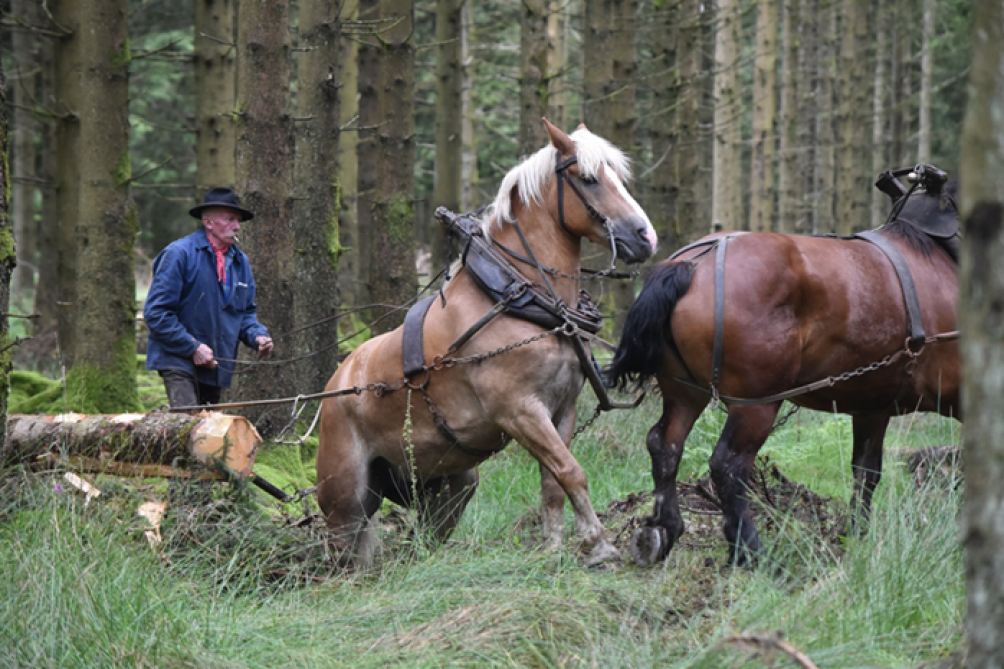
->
[479,127,632,235]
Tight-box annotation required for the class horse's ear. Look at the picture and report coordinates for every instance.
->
[542,117,575,156]
[576,123,587,131]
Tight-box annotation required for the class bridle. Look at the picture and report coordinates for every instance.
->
[494,153,626,289]
[555,155,610,236]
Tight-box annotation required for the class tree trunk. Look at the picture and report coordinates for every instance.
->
[460,0,478,212]
[233,0,296,434]
[583,0,613,137]
[677,0,708,242]
[294,0,343,394]
[750,0,778,232]
[796,0,816,235]
[870,2,890,230]
[35,33,60,335]
[3,412,260,478]
[584,0,637,336]
[917,0,935,164]
[0,60,14,451]
[433,0,463,271]
[519,0,549,157]
[777,0,800,234]
[609,0,638,334]
[813,1,835,235]
[647,0,679,248]
[889,2,913,168]
[68,0,140,413]
[960,1,1004,661]
[711,0,742,232]
[12,0,39,299]
[356,0,379,311]
[194,0,237,194]
[834,0,869,236]
[55,0,82,368]
[337,0,361,309]
[547,0,567,130]
[369,0,417,335]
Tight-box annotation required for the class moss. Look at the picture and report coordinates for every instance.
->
[110,38,132,70]
[386,192,413,245]
[64,336,142,414]
[325,180,343,267]
[112,150,132,187]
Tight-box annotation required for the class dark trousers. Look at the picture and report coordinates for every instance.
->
[160,370,223,409]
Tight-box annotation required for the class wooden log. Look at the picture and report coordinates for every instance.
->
[3,411,261,477]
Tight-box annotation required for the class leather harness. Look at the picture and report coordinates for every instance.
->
[398,154,642,456]
[668,190,955,407]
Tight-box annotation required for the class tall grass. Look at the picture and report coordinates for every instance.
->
[0,394,963,668]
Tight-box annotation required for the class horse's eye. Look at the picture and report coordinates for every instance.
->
[579,174,598,185]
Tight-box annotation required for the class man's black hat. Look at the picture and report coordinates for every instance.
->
[189,187,255,221]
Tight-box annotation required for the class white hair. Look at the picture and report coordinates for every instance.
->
[479,127,633,235]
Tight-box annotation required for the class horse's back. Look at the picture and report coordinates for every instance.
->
[665,231,958,414]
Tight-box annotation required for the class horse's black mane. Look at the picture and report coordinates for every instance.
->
[878,180,959,259]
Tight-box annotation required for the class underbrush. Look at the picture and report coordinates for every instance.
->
[0,389,964,668]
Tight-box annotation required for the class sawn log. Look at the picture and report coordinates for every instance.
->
[2,411,261,478]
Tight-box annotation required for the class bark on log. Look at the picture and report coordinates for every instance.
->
[3,411,261,477]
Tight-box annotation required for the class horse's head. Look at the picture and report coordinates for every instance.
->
[545,119,657,263]
[487,120,658,264]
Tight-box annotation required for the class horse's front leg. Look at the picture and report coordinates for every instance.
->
[709,403,780,566]
[632,391,708,566]
[506,401,620,566]
[537,404,579,550]
[849,414,890,533]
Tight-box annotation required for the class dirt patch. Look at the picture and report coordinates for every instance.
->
[599,455,846,559]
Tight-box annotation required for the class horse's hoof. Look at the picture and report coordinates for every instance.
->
[584,541,621,568]
[631,525,669,567]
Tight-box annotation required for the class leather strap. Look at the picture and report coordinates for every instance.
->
[711,236,731,392]
[402,296,436,378]
[855,230,926,347]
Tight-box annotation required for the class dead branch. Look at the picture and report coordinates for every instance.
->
[720,633,819,669]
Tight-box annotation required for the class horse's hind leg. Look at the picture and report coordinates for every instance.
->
[632,391,708,566]
[849,414,890,533]
[708,403,781,566]
[418,469,479,541]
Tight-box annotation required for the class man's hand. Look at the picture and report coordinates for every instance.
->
[256,336,274,359]
[194,343,217,368]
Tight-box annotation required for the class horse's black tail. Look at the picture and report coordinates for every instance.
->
[605,261,695,392]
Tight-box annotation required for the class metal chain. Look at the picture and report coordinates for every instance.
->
[769,404,801,434]
[572,404,604,440]
[434,326,563,368]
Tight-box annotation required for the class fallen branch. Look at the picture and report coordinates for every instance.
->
[720,633,819,669]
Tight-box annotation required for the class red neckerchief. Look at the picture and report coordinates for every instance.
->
[208,239,229,282]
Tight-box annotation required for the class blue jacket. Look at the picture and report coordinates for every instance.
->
[144,228,269,388]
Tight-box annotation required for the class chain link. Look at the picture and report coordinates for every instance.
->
[572,404,604,440]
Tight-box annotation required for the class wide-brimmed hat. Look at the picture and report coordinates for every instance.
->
[189,187,255,221]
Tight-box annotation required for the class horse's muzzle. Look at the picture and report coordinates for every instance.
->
[613,218,656,264]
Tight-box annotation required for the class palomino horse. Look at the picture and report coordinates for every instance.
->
[607,173,960,566]
[316,120,657,567]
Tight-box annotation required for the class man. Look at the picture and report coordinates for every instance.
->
[144,187,274,408]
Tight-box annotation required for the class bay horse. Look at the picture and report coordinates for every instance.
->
[316,120,657,568]
[607,174,960,566]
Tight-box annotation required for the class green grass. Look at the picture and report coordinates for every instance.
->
[0,383,964,668]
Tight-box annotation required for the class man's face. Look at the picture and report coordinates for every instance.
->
[203,207,242,247]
